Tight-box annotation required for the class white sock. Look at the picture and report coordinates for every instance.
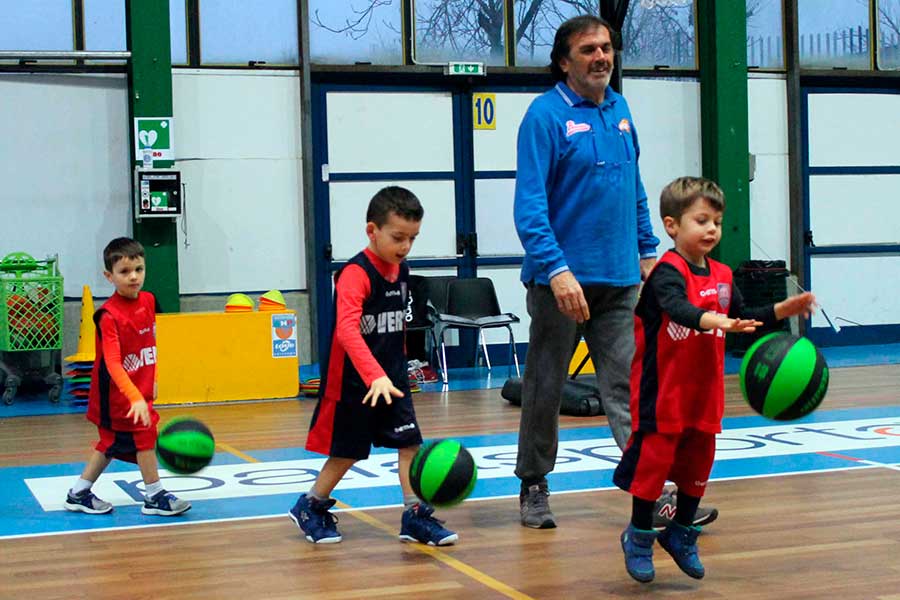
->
[144,480,164,499]
[70,478,92,495]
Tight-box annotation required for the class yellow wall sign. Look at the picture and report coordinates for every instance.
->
[473,93,496,130]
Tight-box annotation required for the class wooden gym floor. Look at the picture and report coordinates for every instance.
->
[1,363,899,599]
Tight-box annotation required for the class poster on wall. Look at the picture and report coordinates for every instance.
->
[271,313,298,358]
[133,117,175,161]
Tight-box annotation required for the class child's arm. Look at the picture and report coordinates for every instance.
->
[97,313,151,427]
[334,265,403,407]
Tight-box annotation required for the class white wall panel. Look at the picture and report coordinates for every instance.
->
[475,179,520,256]
[326,92,454,173]
[472,92,538,172]
[749,154,791,261]
[810,254,900,328]
[808,93,900,166]
[175,159,303,294]
[748,76,789,155]
[809,175,900,246]
[328,180,456,261]
[173,70,305,292]
[173,70,300,159]
[622,77,703,253]
[0,74,130,297]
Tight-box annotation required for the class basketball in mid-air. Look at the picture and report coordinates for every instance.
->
[156,417,216,474]
[409,439,477,507]
[739,333,828,420]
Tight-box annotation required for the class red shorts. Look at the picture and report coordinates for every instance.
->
[95,424,158,464]
[613,429,715,501]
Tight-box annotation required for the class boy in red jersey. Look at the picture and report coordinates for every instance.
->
[288,186,457,546]
[64,238,190,517]
[614,177,816,582]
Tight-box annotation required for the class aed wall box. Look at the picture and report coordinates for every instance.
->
[134,169,182,220]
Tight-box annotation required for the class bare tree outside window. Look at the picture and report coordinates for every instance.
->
[413,0,506,64]
[309,0,402,64]
[877,0,900,69]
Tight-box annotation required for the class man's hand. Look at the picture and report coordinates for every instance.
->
[550,271,590,323]
[639,257,657,281]
[363,375,404,407]
[126,399,151,427]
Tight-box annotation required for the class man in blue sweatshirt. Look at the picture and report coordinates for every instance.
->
[513,14,716,532]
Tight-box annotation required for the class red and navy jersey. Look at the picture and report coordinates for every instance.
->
[307,251,411,453]
[631,251,733,434]
[87,291,158,432]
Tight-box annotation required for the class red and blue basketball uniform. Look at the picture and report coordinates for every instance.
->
[307,250,422,460]
[614,250,733,500]
[87,291,160,461]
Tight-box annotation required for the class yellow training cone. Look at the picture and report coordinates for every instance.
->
[258,289,287,311]
[225,293,255,313]
[64,285,96,363]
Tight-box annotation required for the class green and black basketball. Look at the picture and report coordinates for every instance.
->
[739,333,829,420]
[409,439,477,507]
[156,417,216,474]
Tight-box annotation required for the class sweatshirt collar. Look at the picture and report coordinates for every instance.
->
[554,81,620,109]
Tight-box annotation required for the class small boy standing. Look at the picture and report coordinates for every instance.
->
[64,237,190,517]
[289,186,457,546]
[614,177,816,582]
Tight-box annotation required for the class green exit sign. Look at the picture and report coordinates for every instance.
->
[447,62,485,76]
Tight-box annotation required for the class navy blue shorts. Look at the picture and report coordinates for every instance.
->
[306,390,423,460]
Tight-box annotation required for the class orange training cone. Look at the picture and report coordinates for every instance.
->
[64,285,96,363]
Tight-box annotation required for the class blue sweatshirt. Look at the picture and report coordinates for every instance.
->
[514,82,659,286]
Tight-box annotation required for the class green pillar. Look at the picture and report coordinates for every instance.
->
[126,0,180,311]
[697,0,750,269]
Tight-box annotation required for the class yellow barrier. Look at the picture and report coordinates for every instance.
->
[155,310,299,404]
[568,340,596,375]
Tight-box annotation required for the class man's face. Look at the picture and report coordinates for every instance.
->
[559,25,614,102]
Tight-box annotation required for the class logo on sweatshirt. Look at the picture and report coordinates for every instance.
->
[618,118,631,133]
[122,347,157,373]
[717,283,731,310]
[565,120,591,137]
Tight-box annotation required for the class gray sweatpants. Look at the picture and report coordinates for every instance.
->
[515,283,639,487]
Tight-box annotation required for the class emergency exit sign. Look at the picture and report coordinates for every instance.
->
[447,62,485,76]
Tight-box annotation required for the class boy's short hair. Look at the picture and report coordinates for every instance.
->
[659,176,726,221]
[103,237,145,271]
[366,186,424,226]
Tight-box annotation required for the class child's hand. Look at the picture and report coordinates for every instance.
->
[718,317,764,333]
[363,376,403,407]
[775,291,817,320]
[127,399,151,427]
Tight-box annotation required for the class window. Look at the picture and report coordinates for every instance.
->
[514,0,589,67]
[746,0,784,69]
[877,0,900,69]
[199,0,299,65]
[171,0,188,65]
[799,0,871,69]
[309,0,402,65]
[413,0,506,66]
[621,0,696,69]
[0,1,72,52]
[84,0,126,52]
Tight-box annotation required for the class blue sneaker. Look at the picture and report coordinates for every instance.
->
[399,503,458,546]
[658,521,705,579]
[621,523,657,583]
[289,493,342,544]
[64,489,113,514]
[141,490,191,516]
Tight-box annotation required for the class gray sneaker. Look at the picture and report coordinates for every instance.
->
[520,483,556,529]
[64,489,113,514]
[651,489,718,531]
[142,490,191,516]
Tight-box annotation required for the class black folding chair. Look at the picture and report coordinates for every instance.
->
[432,277,521,384]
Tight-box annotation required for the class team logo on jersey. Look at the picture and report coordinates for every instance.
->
[618,118,631,133]
[565,120,591,137]
[121,347,157,373]
[667,321,692,341]
[360,314,377,335]
[717,283,731,310]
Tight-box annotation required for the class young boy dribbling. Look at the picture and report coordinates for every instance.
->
[64,237,190,517]
[289,186,457,546]
[614,177,816,582]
